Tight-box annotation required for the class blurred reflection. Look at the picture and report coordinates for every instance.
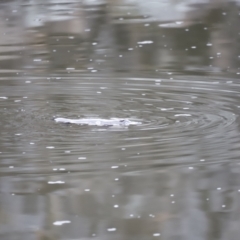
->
[0,0,239,73]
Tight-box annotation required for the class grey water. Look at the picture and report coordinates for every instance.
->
[1,0,240,240]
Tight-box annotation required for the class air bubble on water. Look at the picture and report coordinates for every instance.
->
[107,228,116,232]
[78,157,86,160]
[170,194,174,197]
[92,42,97,45]
[85,189,90,192]
[114,205,119,208]
[9,166,14,168]
[59,168,65,171]
[137,40,153,44]
[188,167,194,170]
[46,146,55,149]
[217,188,222,190]
[172,201,175,204]
[48,181,65,184]
[0,96,8,99]
[222,205,226,208]
[206,43,212,46]
[91,70,97,72]
[65,150,71,153]
[121,148,125,150]
[175,114,192,117]
[200,159,205,162]
[25,81,31,83]
[176,21,183,25]
[115,178,119,181]
[85,29,91,31]
[33,59,41,62]
[128,48,133,50]
[111,166,119,169]
[144,23,150,27]
[191,46,197,49]
[53,220,71,225]
[30,142,35,145]
[153,233,161,237]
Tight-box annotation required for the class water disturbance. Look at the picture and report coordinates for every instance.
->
[1,1,240,240]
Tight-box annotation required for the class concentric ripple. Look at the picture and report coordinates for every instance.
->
[1,74,240,174]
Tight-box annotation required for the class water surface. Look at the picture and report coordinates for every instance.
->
[1,1,240,240]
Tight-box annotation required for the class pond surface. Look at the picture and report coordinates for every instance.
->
[1,0,240,240]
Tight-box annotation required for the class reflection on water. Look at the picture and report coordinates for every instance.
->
[1,0,240,239]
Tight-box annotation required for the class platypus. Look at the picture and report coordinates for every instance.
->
[54,117,141,127]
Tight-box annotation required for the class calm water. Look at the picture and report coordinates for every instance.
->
[1,0,240,239]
